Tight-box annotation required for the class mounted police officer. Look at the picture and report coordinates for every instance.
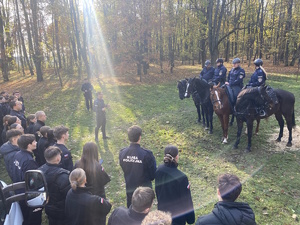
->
[247,58,268,116]
[213,58,227,85]
[225,58,245,105]
[248,59,267,87]
[199,60,214,82]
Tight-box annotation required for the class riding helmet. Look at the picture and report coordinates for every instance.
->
[254,58,263,66]
[232,58,240,64]
[216,58,224,64]
[205,60,211,67]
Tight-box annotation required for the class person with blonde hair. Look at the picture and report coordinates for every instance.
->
[141,210,172,225]
[65,168,111,225]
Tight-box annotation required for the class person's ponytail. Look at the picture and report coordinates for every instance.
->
[69,168,86,190]
[259,66,267,79]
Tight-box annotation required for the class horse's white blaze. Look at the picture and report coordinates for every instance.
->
[215,90,223,109]
[184,83,190,97]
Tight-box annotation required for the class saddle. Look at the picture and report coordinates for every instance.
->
[266,86,278,105]
[224,85,235,107]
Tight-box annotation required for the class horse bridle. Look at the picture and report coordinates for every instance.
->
[211,89,223,109]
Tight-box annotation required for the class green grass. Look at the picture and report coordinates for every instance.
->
[0,70,299,224]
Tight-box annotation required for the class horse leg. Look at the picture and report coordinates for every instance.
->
[246,119,254,152]
[201,105,206,127]
[255,118,260,135]
[234,118,243,149]
[275,112,284,142]
[284,114,293,147]
[209,104,213,134]
[196,104,201,123]
[229,114,235,126]
[223,114,229,144]
[205,106,209,130]
[218,114,225,141]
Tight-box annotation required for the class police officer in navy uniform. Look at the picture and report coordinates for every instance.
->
[199,60,214,82]
[225,58,245,104]
[248,59,266,87]
[119,125,157,208]
[213,58,227,85]
[81,78,94,111]
[248,58,268,116]
[94,92,109,141]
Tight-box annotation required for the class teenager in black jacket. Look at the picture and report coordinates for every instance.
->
[155,145,195,225]
[65,168,112,225]
[196,174,256,225]
[39,146,70,225]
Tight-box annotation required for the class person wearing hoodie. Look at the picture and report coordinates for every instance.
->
[195,174,256,225]
[0,129,22,180]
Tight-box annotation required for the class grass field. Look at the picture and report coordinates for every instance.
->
[0,64,299,224]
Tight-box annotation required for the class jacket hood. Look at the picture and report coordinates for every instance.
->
[0,142,19,155]
[213,201,256,225]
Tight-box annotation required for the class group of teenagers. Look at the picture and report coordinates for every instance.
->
[203,57,267,115]
[0,71,259,225]
[0,109,257,225]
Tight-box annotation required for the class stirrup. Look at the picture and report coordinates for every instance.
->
[260,110,266,117]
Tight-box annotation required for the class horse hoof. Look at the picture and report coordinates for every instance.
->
[275,138,281,142]
[286,142,292,147]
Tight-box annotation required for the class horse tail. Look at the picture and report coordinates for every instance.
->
[292,108,296,128]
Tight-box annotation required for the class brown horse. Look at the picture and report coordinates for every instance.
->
[210,84,260,144]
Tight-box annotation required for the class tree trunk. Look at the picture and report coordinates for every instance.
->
[15,0,34,76]
[20,0,35,71]
[54,16,62,69]
[30,0,43,81]
[0,7,8,81]
[168,0,174,73]
[70,0,82,77]
[159,0,163,73]
[284,0,293,66]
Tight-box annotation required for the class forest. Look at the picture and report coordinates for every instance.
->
[0,0,299,82]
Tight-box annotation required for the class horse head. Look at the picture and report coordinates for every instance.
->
[184,77,195,98]
[177,79,188,100]
[210,83,223,110]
